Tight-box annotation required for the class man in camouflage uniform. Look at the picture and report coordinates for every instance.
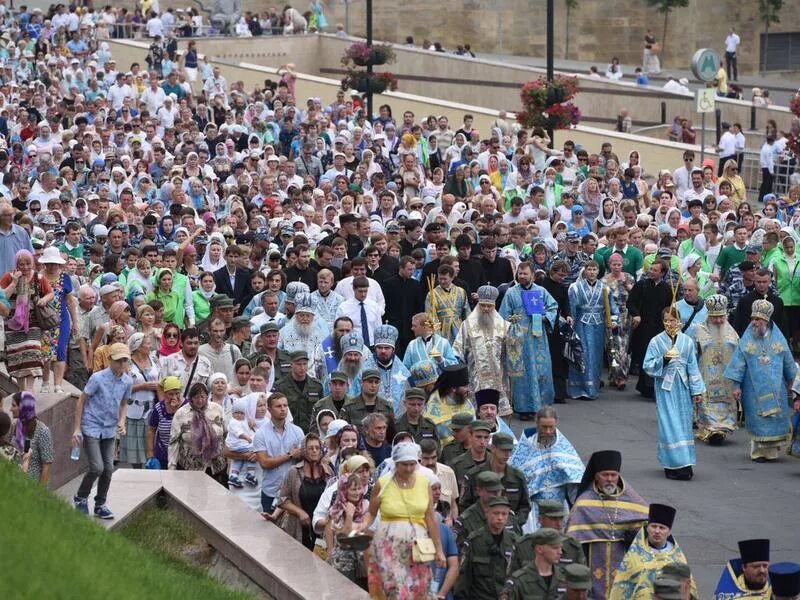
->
[451,419,492,495]
[455,496,519,600]
[394,387,439,445]
[460,432,531,528]
[273,350,324,434]
[508,500,586,573]
[339,368,395,432]
[454,471,521,547]
[439,412,474,466]
[309,370,352,433]
[501,528,567,600]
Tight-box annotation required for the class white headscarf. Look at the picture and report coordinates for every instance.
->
[200,232,227,272]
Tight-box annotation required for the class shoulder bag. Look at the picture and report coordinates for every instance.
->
[33,275,61,330]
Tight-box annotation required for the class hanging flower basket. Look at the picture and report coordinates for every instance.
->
[341,70,399,94]
[517,75,581,130]
[342,42,396,67]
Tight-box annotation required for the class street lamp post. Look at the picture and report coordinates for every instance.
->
[366,0,374,120]
[546,0,554,147]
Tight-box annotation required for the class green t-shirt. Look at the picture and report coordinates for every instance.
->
[715,245,747,278]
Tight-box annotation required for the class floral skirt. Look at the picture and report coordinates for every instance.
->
[367,521,432,600]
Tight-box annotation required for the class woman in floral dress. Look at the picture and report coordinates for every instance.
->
[603,253,635,390]
[40,247,78,394]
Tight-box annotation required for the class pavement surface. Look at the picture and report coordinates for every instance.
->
[476,52,799,107]
[506,384,800,597]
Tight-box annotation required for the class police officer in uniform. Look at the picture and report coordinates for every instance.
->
[439,412,474,466]
[509,500,586,573]
[395,387,439,445]
[459,432,531,528]
[451,419,493,494]
[454,471,521,547]
[273,350,324,434]
[455,496,519,600]
[501,528,566,600]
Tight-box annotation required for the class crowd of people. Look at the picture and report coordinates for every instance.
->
[2,3,800,599]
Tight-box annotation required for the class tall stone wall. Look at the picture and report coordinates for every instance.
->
[321,0,800,76]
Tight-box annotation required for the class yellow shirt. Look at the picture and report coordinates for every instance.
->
[378,473,430,525]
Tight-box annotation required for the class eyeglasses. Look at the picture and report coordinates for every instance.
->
[165,332,179,339]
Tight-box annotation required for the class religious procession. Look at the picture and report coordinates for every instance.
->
[2,8,800,597]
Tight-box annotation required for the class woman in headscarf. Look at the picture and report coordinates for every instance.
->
[147,269,186,329]
[279,432,334,549]
[209,372,236,423]
[124,257,154,300]
[159,214,176,241]
[159,322,182,358]
[358,442,445,598]
[10,391,53,484]
[168,381,227,484]
[682,253,716,299]
[594,197,619,236]
[92,299,135,354]
[200,232,227,272]
[1,249,53,391]
[578,176,603,224]
[718,158,746,207]
[443,164,469,203]
[324,471,370,585]
[122,333,161,468]
[192,271,216,323]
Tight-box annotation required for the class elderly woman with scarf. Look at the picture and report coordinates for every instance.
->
[279,432,334,549]
[91,300,135,354]
[168,381,227,484]
[357,442,445,599]
[122,333,161,468]
[10,391,54,484]
[1,249,53,391]
[325,471,371,585]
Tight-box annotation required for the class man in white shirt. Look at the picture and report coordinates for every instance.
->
[336,276,382,348]
[156,96,178,129]
[203,66,228,101]
[759,136,776,202]
[141,77,167,115]
[672,150,696,197]
[682,168,714,206]
[334,259,385,314]
[146,12,164,38]
[733,122,746,170]
[716,122,737,176]
[725,27,741,81]
[107,74,134,112]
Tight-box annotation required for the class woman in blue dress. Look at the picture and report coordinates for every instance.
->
[567,260,617,400]
[39,247,78,394]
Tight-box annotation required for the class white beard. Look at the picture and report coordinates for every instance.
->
[477,310,495,334]
[295,320,313,338]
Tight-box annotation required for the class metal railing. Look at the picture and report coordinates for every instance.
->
[740,150,796,200]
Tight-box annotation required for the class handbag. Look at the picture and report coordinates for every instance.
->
[33,276,60,330]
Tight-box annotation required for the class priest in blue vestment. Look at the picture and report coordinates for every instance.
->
[724,299,798,462]
[499,261,558,419]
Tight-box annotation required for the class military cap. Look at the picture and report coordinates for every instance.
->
[451,412,474,430]
[530,527,565,547]
[486,496,510,508]
[661,562,691,580]
[361,368,381,381]
[474,471,504,491]
[329,370,349,383]
[210,294,234,308]
[404,387,427,402]
[653,577,684,600]
[232,316,251,330]
[470,419,492,433]
[289,350,309,362]
[259,322,280,334]
[537,499,567,518]
[563,564,592,590]
[491,432,515,450]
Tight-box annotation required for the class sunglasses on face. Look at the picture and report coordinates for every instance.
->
[165,332,179,339]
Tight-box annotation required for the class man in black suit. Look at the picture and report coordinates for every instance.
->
[381,256,425,357]
[213,244,253,315]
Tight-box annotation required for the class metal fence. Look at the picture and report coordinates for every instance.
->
[740,150,796,201]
